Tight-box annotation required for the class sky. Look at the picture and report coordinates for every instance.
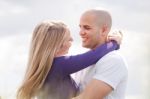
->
[0,0,150,99]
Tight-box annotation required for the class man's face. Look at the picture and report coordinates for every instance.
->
[79,14,101,49]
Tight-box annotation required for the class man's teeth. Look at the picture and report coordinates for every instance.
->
[82,38,87,42]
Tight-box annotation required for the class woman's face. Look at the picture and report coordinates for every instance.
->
[56,30,73,56]
[61,31,73,54]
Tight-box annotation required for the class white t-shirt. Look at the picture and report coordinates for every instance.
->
[78,51,128,99]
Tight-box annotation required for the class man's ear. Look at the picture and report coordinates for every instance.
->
[101,25,108,36]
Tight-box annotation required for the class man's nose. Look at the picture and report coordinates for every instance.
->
[79,29,85,36]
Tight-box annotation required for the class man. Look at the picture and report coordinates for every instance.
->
[74,9,128,99]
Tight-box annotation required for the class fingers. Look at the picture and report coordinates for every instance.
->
[108,36,121,44]
[119,30,123,37]
[107,30,123,45]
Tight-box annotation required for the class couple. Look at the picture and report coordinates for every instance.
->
[17,9,128,99]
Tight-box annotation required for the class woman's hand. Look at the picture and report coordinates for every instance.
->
[107,30,123,45]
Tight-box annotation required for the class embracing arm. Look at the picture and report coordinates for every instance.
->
[54,41,119,76]
[72,79,112,99]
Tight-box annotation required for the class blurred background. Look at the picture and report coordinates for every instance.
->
[0,0,149,99]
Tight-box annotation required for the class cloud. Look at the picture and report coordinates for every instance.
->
[0,0,29,16]
[0,0,149,38]
[0,0,150,37]
[0,34,30,98]
[0,0,30,37]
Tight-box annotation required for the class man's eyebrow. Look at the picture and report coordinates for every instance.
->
[79,24,91,28]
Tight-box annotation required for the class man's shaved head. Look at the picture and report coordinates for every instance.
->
[81,9,112,30]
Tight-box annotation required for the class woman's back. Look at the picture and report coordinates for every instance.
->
[37,60,79,99]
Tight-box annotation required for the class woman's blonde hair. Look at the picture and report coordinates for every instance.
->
[17,20,68,99]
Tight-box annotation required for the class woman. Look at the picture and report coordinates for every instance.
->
[17,20,121,99]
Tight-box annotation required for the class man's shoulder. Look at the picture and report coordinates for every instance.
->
[98,50,126,63]
[96,50,128,70]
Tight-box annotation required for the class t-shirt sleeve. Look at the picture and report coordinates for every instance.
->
[93,53,128,89]
[53,41,119,76]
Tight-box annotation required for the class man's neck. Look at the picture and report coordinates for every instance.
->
[91,39,106,50]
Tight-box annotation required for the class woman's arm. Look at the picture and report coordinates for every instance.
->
[53,41,119,76]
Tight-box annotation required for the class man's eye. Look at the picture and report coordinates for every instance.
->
[85,27,91,30]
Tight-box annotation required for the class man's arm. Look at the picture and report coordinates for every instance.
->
[74,79,113,99]
[73,51,128,99]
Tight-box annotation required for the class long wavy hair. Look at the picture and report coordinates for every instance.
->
[17,20,68,99]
